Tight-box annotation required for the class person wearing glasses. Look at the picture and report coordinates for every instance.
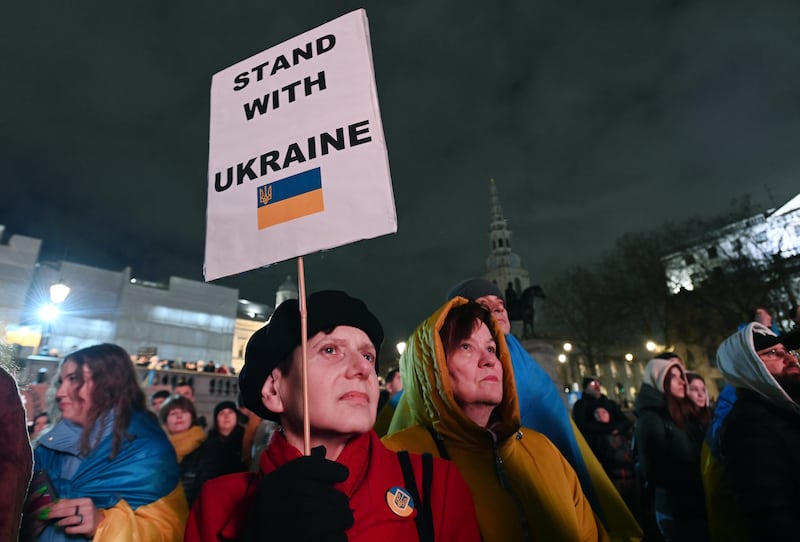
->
[713,323,800,541]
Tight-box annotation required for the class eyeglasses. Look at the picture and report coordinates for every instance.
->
[758,348,800,361]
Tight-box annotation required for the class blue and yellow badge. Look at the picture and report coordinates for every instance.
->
[386,486,416,518]
[256,167,324,230]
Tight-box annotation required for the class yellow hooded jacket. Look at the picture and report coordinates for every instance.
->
[382,298,609,542]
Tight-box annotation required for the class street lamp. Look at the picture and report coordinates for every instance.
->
[624,353,633,362]
[50,281,71,304]
[556,353,570,393]
[563,342,572,352]
[645,341,657,352]
[39,280,71,355]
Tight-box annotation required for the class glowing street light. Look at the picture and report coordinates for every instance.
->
[396,341,406,356]
[49,281,71,304]
[38,277,71,354]
[563,342,572,352]
[645,341,657,352]
[624,353,633,362]
[558,353,567,363]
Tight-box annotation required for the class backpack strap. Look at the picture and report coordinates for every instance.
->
[397,451,435,542]
[425,426,450,460]
[420,453,434,540]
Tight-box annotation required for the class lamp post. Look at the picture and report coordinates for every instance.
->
[557,352,571,390]
[561,342,579,391]
[38,280,71,355]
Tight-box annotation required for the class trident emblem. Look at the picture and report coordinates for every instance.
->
[259,185,273,205]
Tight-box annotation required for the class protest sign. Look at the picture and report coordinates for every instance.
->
[205,9,396,281]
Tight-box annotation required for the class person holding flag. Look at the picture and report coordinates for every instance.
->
[185,290,480,542]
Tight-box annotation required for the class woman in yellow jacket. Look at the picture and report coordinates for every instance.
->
[383,298,609,542]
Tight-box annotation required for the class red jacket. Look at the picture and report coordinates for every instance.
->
[185,430,480,542]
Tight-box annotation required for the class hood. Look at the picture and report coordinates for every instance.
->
[392,297,520,443]
[633,383,666,415]
[716,322,800,416]
[643,357,686,394]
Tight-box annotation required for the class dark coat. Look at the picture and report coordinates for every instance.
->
[633,383,706,517]
[180,436,245,506]
[573,394,632,438]
[720,389,800,540]
[206,424,245,464]
[573,395,634,483]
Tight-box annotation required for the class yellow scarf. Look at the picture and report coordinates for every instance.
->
[168,425,206,462]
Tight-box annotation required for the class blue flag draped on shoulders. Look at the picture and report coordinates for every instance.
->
[35,410,179,510]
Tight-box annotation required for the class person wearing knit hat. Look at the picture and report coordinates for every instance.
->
[207,400,246,464]
[185,290,481,542]
[702,322,800,541]
[701,324,800,542]
[633,355,709,542]
[386,277,641,540]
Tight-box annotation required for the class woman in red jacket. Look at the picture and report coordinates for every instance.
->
[185,290,480,542]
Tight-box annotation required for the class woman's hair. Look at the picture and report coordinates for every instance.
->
[439,301,499,355]
[60,343,148,458]
[663,364,698,429]
[158,394,198,427]
[685,371,705,386]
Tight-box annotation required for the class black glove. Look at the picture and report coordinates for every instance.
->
[246,445,353,542]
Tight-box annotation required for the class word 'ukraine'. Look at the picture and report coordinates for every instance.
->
[213,120,372,193]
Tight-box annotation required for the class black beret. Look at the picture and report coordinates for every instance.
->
[239,290,383,420]
[446,278,504,302]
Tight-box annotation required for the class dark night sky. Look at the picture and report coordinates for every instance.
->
[2,1,799,348]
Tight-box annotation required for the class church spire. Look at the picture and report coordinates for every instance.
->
[486,178,521,271]
[483,179,530,306]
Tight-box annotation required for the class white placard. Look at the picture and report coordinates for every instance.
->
[204,9,396,281]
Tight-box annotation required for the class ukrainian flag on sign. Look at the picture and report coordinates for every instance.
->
[257,168,325,230]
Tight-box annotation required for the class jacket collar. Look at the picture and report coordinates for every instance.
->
[38,411,115,457]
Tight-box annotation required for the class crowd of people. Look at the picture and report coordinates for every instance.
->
[3,289,799,541]
[134,356,235,375]
[572,305,800,542]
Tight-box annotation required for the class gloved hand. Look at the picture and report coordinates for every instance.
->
[247,445,353,542]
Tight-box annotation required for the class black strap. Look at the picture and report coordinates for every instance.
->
[425,426,450,460]
[397,451,434,542]
[420,453,434,541]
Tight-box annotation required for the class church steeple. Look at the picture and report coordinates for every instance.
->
[483,179,530,299]
[486,178,522,270]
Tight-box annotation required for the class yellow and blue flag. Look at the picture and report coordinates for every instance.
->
[257,168,325,229]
